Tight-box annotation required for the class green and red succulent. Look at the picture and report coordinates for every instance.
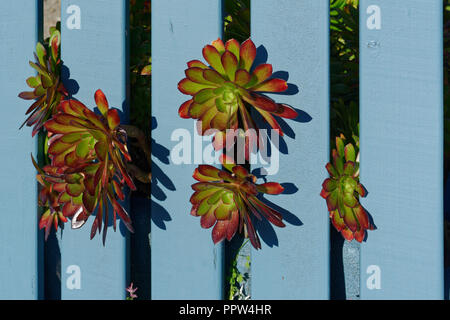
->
[178,38,298,159]
[32,155,71,240]
[190,155,286,249]
[19,29,67,136]
[320,135,373,242]
[38,90,136,243]
[19,26,137,243]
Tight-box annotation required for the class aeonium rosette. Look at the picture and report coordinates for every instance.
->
[320,135,374,242]
[190,155,286,249]
[19,29,67,136]
[178,38,298,159]
[38,90,136,243]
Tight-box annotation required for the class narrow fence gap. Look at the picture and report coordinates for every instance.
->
[130,197,151,299]
[151,0,224,299]
[59,0,129,299]
[127,0,152,300]
[222,0,252,300]
[444,0,450,301]
[42,0,62,300]
[0,0,42,300]
[125,0,131,295]
[329,227,346,299]
[329,1,361,300]
[37,0,45,300]
[251,0,330,299]
[360,0,444,299]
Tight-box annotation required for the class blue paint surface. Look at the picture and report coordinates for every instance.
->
[360,0,444,299]
[151,0,224,299]
[251,0,330,299]
[0,0,41,300]
[59,0,129,300]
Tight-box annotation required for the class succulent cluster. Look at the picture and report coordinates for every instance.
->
[40,92,136,243]
[19,29,67,136]
[320,135,373,242]
[19,28,135,243]
[179,38,297,249]
[178,38,298,159]
[191,155,285,249]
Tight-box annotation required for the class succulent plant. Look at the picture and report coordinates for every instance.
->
[190,155,286,249]
[32,156,72,240]
[320,135,374,242]
[178,38,298,159]
[39,90,136,243]
[19,29,67,136]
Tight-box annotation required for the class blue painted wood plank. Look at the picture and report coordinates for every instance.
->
[151,0,224,299]
[0,0,42,300]
[59,0,129,300]
[360,0,444,299]
[251,0,330,299]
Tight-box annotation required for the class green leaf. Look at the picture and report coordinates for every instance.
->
[336,136,345,158]
[76,138,91,158]
[35,42,47,66]
[344,143,356,162]
[197,198,212,216]
[26,76,41,88]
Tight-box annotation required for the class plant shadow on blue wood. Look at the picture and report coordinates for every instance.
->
[61,65,79,97]
[254,190,303,248]
[252,45,312,156]
[150,117,174,230]
[249,45,309,248]
[252,169,302,247]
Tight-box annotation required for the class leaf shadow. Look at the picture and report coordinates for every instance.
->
[150,117,175,230]
[250,45,312,157]
[252,180,303,248]
[61,64,79,97]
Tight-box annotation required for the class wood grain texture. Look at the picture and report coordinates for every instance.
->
[251,0,330,299]
[151,0,224,299]
[59,0,129,300]
[360,0,444,299]
[0,0,42,300]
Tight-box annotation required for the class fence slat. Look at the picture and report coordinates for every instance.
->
[251,0,330,299]
[360,0,443,299]
[0,0,42,300]
[151,0,224,299]
[59,0,128,299]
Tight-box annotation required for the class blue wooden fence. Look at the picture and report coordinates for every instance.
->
[0,0,42,300]
[59,0,129,300]
[251,0,330,299]
[151,0,224,300]
[0,0,447,300]
[359,0,444,299]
